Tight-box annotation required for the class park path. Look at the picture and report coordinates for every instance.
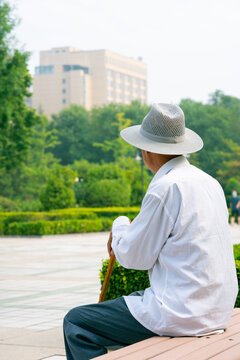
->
[0,226,239,360]
[0,232,108,360]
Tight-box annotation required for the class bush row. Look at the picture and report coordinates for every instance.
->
[235,260,240,307]
[0,207,140,235]
[3,218,114,236]
[47,207,140,219]
[100,259,149,301]
[0,210,97,224]
[0,207,139,223]
[100,246,240,307]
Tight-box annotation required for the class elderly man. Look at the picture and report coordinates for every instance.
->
[64,103,238,360]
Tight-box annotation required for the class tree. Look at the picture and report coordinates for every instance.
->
[0,1,37,170]
[217,140,240,187]
[0,115,59,209]
[40,166,77,210]
[94,112,134,162]
[49,105,91,165]
[180,96,234,178]
[119,100,150,126]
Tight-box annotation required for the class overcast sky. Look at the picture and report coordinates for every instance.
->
[9,0,240,105]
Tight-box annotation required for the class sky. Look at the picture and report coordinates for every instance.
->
[8,0,240,105]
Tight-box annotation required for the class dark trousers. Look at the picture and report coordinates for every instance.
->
[63,292,156,360]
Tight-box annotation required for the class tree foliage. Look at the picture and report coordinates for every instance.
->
[40,166,77,211]
[0,1,37,170]
[49,105,90,165]
[180,91,240,187]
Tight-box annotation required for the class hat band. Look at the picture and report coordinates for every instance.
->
[140,127,185,144]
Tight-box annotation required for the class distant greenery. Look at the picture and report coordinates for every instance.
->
[1,91,240,210]
[180,90,240,186]
[1,2,240,212]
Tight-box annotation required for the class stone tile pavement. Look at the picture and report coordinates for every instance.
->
[0,232,108,360]
[0,226,240,360]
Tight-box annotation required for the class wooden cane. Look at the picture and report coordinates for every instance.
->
[99,219,131,303]
[98,252,116,303]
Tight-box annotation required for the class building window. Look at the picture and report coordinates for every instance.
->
[62,89,66,94]
[107,89,113,98]
[132,78,137,86]
[107,69,112,78]
[115,83,121,89]
[62,79,66,84]
[35,65,54,75]
[115,72,121,81]
[62,99,66,104]
[63,64,89,74]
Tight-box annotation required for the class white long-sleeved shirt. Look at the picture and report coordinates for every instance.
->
[111,155,238,336]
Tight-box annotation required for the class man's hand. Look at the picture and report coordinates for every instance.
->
[107,227,114,258]
[108,218,131,257]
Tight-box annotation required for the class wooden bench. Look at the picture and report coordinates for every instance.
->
[95,308,240,360]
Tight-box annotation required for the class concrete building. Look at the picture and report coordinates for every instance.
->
[32,47,147,118]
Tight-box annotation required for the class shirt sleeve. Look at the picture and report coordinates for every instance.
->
[111,192,175,270]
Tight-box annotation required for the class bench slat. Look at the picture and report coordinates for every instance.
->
[207,342,240,360]
[114,337,193,360]
[172,331,240,360]
[151,322,240,360]
[94,337,170,360]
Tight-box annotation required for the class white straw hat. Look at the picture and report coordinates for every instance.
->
[120,103,203,155]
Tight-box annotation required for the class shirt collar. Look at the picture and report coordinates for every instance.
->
[151,155,190,184]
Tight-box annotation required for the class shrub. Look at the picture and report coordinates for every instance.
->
[235,260,240,307]
[0,197,20,212]
[16,199,42,212]
[40,166,77,210]
[234,244,240,261]
[5,219,103,236]
[84,179,131,207]
[40,178,76,210]
[100,259,149,301]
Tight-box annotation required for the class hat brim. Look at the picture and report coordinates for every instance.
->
[120,125,203,155]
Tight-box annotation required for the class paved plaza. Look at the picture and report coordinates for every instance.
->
[0,232,108,360]
[0,226,240,360]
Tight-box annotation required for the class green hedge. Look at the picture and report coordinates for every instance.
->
[100,252,240,307]
[100,259,149,301]
[235,260,240,307]
[0,207,140,235]
[0,210,97,224]
[234,244,240,261]
[5,219,105,236]
[47,207,140,220]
